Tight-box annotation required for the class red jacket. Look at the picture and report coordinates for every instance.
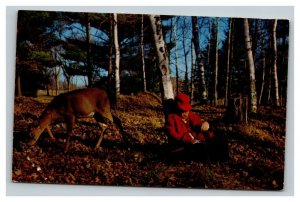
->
[166,111,206,144]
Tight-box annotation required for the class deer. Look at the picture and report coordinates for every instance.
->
[29,87,124,153]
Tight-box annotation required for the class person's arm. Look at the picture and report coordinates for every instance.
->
[166,115,195,143]
[189,112,203,132]
[189,112,207,142]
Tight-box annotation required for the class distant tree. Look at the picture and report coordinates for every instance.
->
[85,13,93,86]
[190,40,195,101]
[213,18,219,106]
[258,20,266,105]
[182,17,190,95]
[16,11,55,97]
[225,18,233,106]
[141,15,147,92]
[192,16,207,102]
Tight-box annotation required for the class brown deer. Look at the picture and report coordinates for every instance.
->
[29,88,123,152]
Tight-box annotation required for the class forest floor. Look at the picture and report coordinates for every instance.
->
[12,92,286,190]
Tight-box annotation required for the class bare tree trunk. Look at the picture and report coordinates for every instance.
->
[206,20,211,99]
[16,74,22,97]
[258,21,266,105]
[243,18,257,113]
[259,49,266,105]
[252,19,259,63]
[85,13,92,87]
[108,13,113,87]
[53,47,61,96]
[213,18,219,106]
[46,85,49,96]
[228,19,234,102]
[272,19,280,107]
[182,18,189,94]
[149,15,174,101]
[54,66,60,96]
[141,15,147,92]
[174,19,179,95]
[190,40,195,101]
[113,13,120,103]
[225,18,232,106]
[192,16,207,102]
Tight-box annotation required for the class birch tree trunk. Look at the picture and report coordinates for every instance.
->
[272,19,280,107]
[225,18,232,106]
[213,18,219,106]
[141,15,147,92]
[113,13,120,102]
[182,18,189,94]
[174,19,179,95]
[149,15,174,101]
[108,13,113,87]
[243,18,257,113]
[192,16,207,102]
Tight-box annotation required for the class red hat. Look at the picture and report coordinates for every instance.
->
[175,93,192,111]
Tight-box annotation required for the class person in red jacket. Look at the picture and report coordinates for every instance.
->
[166,93,228,161]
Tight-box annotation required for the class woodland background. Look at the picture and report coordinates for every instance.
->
[12,10,289,190]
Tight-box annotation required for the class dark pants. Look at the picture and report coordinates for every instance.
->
[168,132,229,162]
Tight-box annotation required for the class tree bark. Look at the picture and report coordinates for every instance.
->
[108,13,113,88]
[85,13,92,87]
[141,15,147,92]
[272,19,280,107]
[206,20,211,98]
[149,15,174,101]
[258,21,266,105]
[53,47,61,96]
[213,18,219,106]
[228,19,234,104]
[243,18,257,113]
[192,16,207,102]
[173,18,179,95]
[225,18,232,106]
[182,18,189,94]
[16,74,22,97]
[113,13,120,102]
[190,40,195,101]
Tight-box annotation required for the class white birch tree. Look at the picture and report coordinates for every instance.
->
[243,18,257,113]
[213,18,219,106]
[225,18,232,106]
[149,15,174,100]
[113,13,120,101]
[272,19,280,107]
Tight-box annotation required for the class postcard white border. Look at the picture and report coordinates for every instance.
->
[6,6,294,196]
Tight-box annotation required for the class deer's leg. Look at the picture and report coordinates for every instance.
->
[29,124,47,146]
[46,126,56,141]
[64,116,75,153]
[95,122,108,149]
